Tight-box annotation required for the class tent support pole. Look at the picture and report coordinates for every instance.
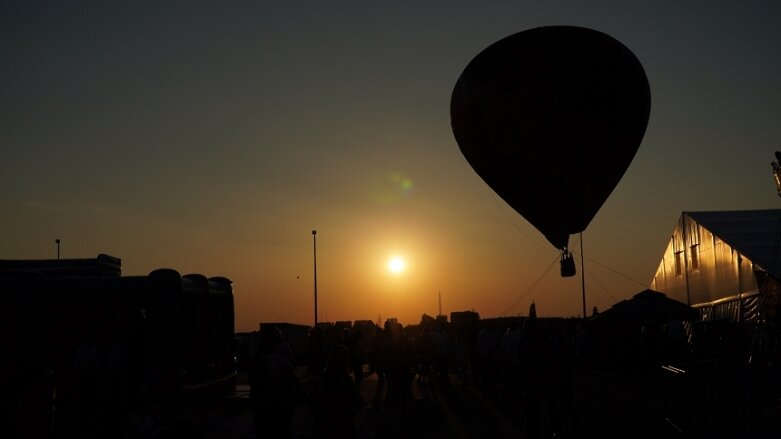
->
[581,232,587,319]
[682,213,692,306]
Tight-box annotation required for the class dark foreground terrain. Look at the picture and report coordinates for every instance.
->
[165,364,779,439]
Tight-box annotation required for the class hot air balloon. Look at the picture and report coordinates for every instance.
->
[451,26,650,276]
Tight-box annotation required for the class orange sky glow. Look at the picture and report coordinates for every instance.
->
[2,2,781,332]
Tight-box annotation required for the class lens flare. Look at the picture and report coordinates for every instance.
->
[370,173,414,204]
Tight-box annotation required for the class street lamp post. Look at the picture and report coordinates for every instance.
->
[772,152,781,197]
[312,230,318,328]
[55,239,61,260]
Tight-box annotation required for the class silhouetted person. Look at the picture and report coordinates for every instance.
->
[369,322,391,404]
[126,309,148,412]
[476,323,498,393]
[500,321,523,370]
[347,329,366,387]
[574,322,592,369]
[381,323,415,417]
[499,321,523,394]
[550,324,585,438]
[308,326,327,378]
[467,322,480,385]
[517,318,559,439]
[452,326,472,387]
[430,322,451,387]
[251,326,302,439]
[414,326,434,396]
[104,336,129,435]
[73,329,103,437]
[313,344,366,438]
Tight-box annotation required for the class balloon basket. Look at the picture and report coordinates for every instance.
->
[560,250,576,277]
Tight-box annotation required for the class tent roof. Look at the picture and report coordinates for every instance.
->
[686,209,781,279]
[604,288,699,322]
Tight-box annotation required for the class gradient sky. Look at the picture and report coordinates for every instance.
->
[3,1,780,331]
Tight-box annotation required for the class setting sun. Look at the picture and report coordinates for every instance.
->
[387,256,406,274]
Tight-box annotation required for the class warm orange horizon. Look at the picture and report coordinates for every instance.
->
[3,2,780,333]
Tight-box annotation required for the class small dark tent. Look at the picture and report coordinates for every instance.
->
[606,289,699,322]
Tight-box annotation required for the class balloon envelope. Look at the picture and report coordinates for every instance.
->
[451,26,650,250]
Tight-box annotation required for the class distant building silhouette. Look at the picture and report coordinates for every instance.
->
[451,310,480,328]
[0,253,121,278]
[353,320,377,336]
[420,313,436,326]
[334,321,353,332]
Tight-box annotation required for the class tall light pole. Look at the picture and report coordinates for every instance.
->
[55,239,61,260]
[771,151,781,197]
[312,230,318,328]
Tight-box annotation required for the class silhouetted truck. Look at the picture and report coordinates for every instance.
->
[0,255,235,411]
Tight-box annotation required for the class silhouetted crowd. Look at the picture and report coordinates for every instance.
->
[246,315,593,439]
[246,310,781,439]
[5,310,781,438]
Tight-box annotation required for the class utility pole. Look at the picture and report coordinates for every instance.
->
[55,239,61,260]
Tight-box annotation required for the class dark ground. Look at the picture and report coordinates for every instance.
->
[179,364,781,439]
